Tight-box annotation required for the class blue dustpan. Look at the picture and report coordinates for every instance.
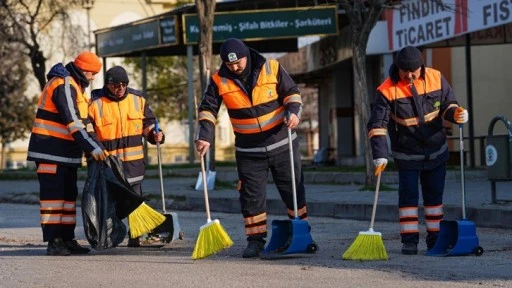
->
[426,219,483,256]
[261,125,318,258]
[426,125,483,257]
[262,218,317,256]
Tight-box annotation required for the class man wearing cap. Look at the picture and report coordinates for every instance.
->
[89,66,164,247]
[195,38,313,258]
[367,46,469,255]
[27,51,109,256]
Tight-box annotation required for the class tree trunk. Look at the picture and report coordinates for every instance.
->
[340,0,386,186]
[195,0,215,93]
[30,48,47,91]
[0,143,5,170]
[195,0,216,170]
[352,45,375,185]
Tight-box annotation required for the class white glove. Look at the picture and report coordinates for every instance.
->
[91,147,109,161]
[373,158,388,175]
[454,107,468,124]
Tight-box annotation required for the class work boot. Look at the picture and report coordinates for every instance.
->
[242,240,265,258]
[402,243,418,255]
[426,233,438,251]
[65,239,90,254]
[47,238,71,256]
[127,237,140,248]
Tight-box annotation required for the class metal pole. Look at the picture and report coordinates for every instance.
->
[86,7,92,97]
[86,8,91,49]
[83,0,95,94]
[287,128,298,219]
[459,125,466,219]
[465,34,475,168]
[187,45,195,164]
[82,0,95,50]
[141,52,149,164]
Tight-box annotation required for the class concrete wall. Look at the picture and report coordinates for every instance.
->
[450,44,512,166]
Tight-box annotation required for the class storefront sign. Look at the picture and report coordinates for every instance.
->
[387,0,512,51]
[96,16,178,56]
[183,6,337,44]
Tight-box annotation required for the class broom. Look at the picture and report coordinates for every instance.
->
[128,203,166,238]
[342,170,389,261]
[192,155,233,260]
[104,155,166,238]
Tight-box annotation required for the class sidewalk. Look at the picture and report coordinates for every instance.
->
[1,169,511,229]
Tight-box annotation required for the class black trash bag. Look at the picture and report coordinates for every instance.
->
[81,155,145,250]
[104,156,146,219]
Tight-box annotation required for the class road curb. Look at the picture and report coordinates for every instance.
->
[3,190,510,229]
[2,169,490,185]
[169,196,512,230]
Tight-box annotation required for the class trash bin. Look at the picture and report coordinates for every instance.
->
[485,115,512,203]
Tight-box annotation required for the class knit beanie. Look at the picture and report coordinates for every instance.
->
[74,51,102,73]
[105,66,129,84]
[220,38,249,63]
[395,46,424,71]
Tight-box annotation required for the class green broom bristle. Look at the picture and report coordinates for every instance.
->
[128,202,166,238]
[192,219,234,260]
[342,229,389,261]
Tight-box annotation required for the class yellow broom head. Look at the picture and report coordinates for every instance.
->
[192,219,234,260]
[128,202,166,238]
[342,228,389,261]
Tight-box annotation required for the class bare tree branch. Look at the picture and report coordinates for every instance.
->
[0,0,85,91]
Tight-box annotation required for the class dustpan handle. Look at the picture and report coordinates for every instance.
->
[200,155,212,221]
[459,124,466,219]
[370,171,382,230]
[157,143,166,213]
[155,121,166,213]
[287,114,298,219]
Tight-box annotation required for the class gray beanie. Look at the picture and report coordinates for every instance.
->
[106,66,129,84]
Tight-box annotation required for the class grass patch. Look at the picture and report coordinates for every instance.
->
[359,184,396,192]
[188,179,237,190]
[215,179,238,189]
[0,172,37,180]
[146,161,237,170]
[303,162,398,173]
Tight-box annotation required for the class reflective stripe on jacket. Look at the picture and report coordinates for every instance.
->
[367,66,460,170]
[27,76,100,167]
[89,88,155,184]
[198,53,302,157]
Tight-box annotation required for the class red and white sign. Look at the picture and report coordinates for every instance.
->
[387,0,512,51]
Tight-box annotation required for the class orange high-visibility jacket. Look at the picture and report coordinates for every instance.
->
[367,65,461,170]
[27,63,102,167]
[197,50,302,157]
[89,87,160,184]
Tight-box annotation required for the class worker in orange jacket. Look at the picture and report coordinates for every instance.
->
[27,51,108,256]
[195,38,312,258]
[89,66,164,247]
[367,46,469,255]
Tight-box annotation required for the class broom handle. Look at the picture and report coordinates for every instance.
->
[155,121,166,213]
[459,124,466,219]
[370,171,382,230]
[200,155,212,221]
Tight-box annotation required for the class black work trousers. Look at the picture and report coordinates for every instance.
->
[236,143,307,241]
[37,162,79,242]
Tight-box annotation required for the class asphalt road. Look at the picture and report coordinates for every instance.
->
[0,203,511,288]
